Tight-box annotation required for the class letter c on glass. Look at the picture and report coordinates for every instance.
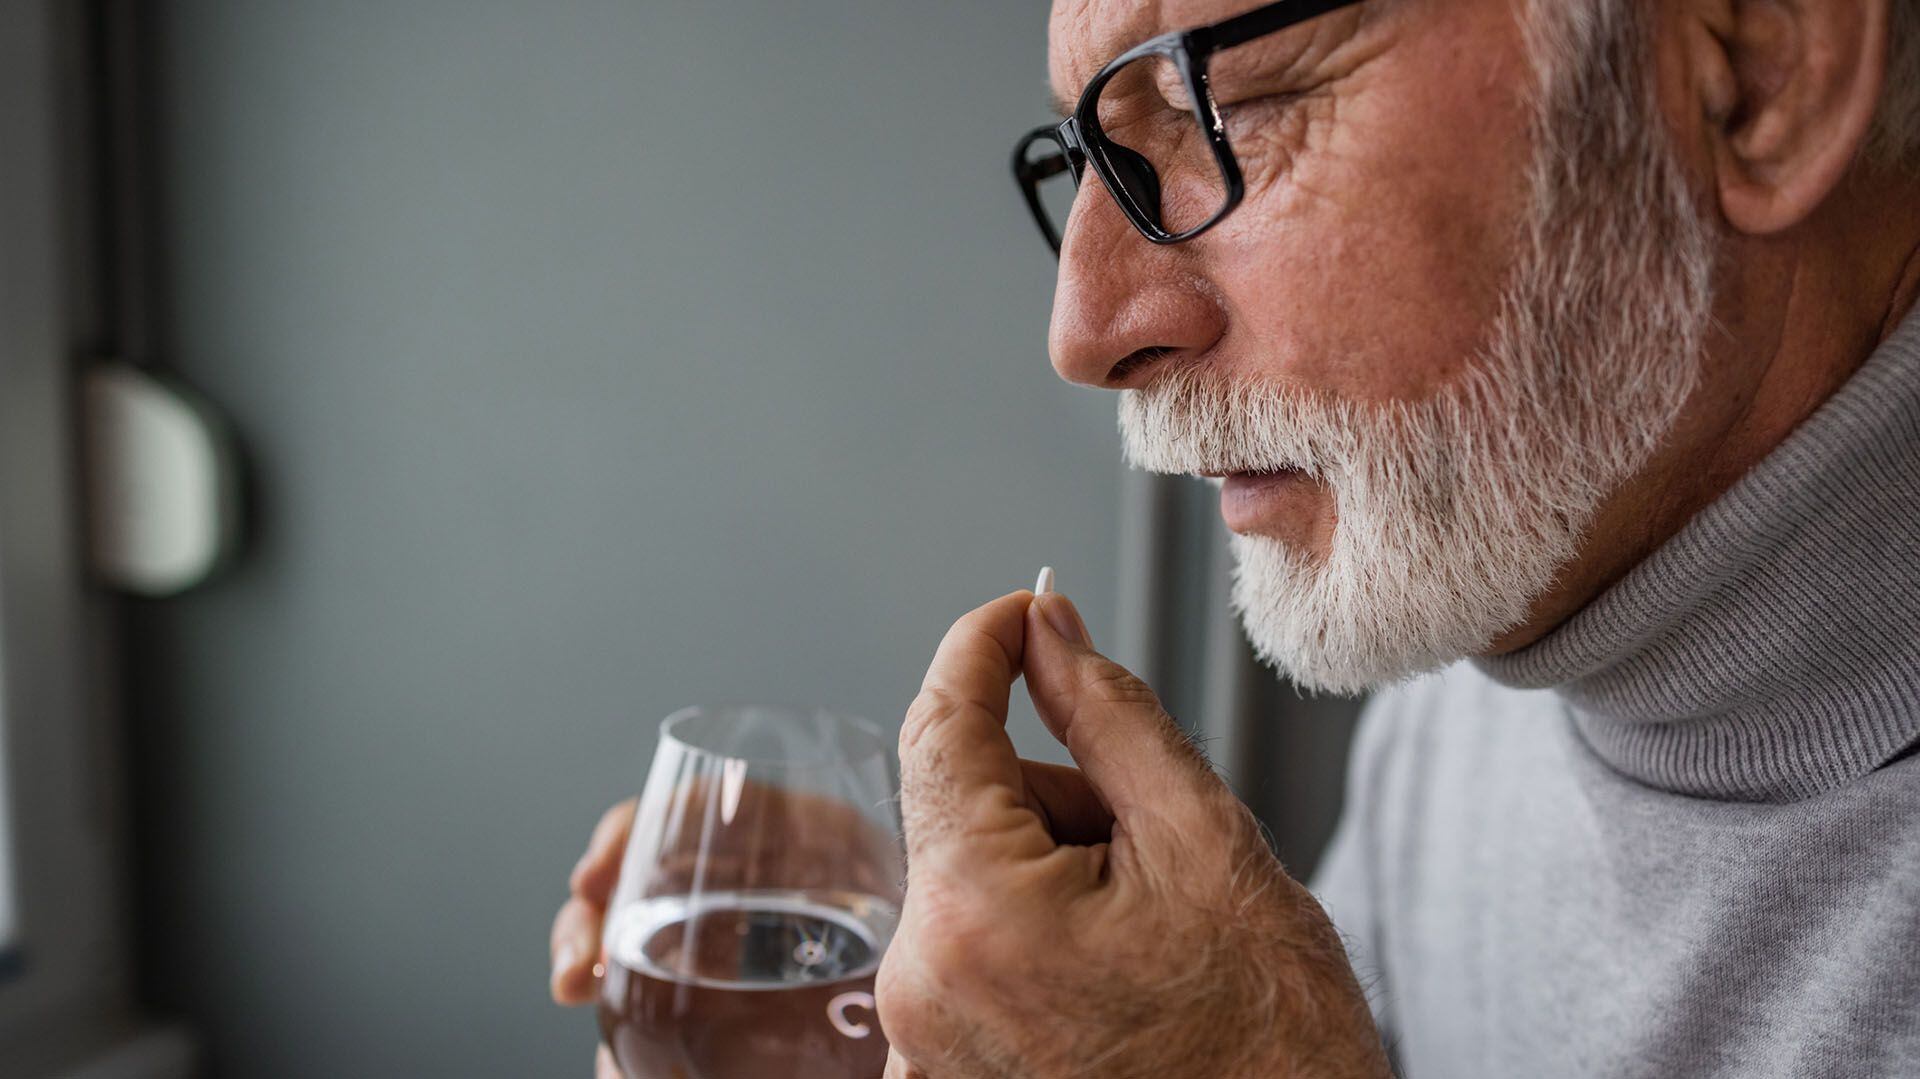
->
[827,991,876,1038]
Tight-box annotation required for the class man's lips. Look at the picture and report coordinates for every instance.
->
[1215,468,1312,534]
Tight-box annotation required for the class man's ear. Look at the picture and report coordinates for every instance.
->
[1687,0,1892,235]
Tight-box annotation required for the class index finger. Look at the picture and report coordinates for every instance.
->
[898,591,1050,866]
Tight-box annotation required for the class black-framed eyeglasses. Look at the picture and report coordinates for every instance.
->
[1012,0,1363,256]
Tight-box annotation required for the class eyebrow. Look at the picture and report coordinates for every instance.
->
[1048,85,1075,119]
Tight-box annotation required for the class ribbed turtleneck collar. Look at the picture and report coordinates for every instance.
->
[1472,309,1920,803]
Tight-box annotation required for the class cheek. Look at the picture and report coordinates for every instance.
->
[1205,31,1537,402]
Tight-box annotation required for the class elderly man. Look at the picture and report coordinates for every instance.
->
[553,0,1920,1074]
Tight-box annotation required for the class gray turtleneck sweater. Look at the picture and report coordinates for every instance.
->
[1311,310,1920,1078]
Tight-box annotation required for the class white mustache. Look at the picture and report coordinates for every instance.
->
[1117,365,1349,481]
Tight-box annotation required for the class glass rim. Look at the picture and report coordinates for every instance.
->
[657,703,890,770]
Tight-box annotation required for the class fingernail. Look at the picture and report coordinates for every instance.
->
[553,943,579,982]
[1039,592,1090,646]
[1034,565,1055,595]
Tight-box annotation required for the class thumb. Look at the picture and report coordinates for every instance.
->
[1022,585,1231,838]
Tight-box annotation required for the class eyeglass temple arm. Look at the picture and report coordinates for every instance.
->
[1020,155,1074,182]
[1013,124,1079,184]
[1198,0,1367,51]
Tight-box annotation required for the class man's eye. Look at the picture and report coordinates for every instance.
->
[1218,91,1305,128]
[1220,91,1302,116]
[1153,82,1196,114]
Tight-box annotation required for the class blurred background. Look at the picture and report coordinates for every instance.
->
[0,1,1363,1075]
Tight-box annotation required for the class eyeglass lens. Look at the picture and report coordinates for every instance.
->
[1092,53,1230,237]
[1098,53,1228,237]
[1022,55,1233,250]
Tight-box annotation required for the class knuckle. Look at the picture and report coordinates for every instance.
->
[890,885,992,995]
[918,917,984,990]
[1075,661,1162,711]
[899,686,965,757]
[918,898,1025,1000]
[874,952,940,1057]
[944,603,994,641]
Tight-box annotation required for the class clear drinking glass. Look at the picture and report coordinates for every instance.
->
[597,706,904,1079]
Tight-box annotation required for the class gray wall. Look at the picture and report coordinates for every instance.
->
[128,2,1120,1075]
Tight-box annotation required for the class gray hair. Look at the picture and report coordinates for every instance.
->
[1530,0,1920,170]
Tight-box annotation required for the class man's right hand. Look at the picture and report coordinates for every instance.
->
[550,797,636,1079]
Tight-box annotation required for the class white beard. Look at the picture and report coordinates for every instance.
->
[1117,0,1718,695]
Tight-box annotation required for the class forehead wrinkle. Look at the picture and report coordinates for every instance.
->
[1048,0,1375,114]
[1049,0,1167,110]
[1204,5,1374,96]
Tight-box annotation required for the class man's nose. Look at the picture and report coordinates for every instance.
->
[1046,183,1226,391]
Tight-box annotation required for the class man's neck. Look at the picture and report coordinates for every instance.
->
[1487,168,1920,656]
